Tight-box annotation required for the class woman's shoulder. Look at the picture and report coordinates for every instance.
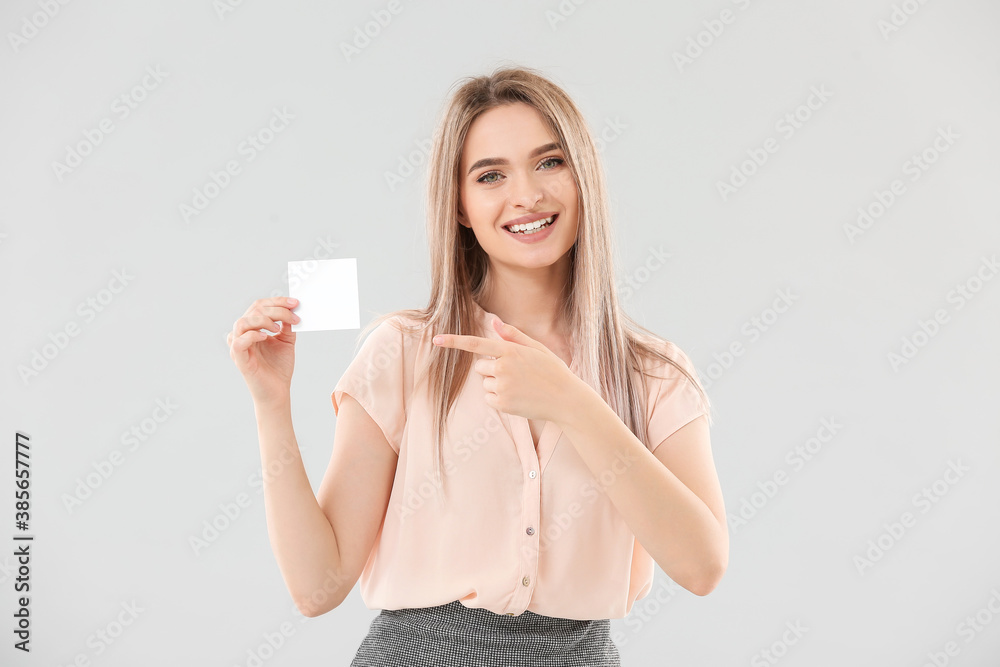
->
[361,309,432,338]
[634,334,698,378]
[635,334,691,368]
[631,333,711,418]
[353,309,434,361]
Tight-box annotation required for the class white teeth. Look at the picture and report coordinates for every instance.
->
[507,216,554,233]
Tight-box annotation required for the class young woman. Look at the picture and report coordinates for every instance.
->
[228,66,728,666]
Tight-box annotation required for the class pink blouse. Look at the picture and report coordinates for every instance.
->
[330,301,709,620]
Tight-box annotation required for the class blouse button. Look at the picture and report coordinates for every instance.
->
[522,576,530,586]
[526,526,535,536]
[529,470,537,479]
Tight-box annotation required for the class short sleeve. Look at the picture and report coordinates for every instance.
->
[644,342,710,454]
[331,318,407,455]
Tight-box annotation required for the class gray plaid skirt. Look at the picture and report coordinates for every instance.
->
[350,599,622,666]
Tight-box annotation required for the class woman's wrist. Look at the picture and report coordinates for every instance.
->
[252,391,292,416]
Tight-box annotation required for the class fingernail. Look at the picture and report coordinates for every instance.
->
[433,335,443,344]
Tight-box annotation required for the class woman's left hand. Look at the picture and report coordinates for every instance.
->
[432,315,583,423]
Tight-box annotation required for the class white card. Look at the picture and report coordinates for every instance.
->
[285,258,360,332]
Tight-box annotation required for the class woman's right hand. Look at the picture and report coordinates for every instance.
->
[228,296,301,405]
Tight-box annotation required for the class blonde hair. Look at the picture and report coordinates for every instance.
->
[352,64,711,501]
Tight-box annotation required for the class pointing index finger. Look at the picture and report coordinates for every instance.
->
[432,333,503,357]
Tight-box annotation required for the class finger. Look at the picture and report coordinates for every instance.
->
[233,312,275,340]
[230,328,271,354]
[433,334,503,357]
[492,316,545,350]
[259,320,284,337]
[233,305,300,339]
[252,296,299,311]
[473,358,497,376]
[236,297,298,333]
[255,305,300,331]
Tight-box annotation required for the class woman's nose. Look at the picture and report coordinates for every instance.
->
[510,176,543,208]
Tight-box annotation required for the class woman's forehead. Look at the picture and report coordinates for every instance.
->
[461,105,558,169]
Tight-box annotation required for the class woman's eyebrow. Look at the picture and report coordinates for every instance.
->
[466,142,562,175]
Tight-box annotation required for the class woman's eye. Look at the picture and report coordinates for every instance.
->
[475,158,562,184]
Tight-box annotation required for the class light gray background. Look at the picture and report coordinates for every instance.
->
[3,1,999,665]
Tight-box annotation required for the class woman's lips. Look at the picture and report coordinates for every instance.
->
[503,214,558,242]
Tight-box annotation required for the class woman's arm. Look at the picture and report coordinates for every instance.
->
[255,393,397,616]
[554,385,728,596]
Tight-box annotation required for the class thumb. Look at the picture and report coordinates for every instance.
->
[493,316,533,346]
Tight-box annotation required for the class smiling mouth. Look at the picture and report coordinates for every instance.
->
[503,214,558,235]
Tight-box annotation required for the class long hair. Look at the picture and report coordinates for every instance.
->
[351,64,712,502]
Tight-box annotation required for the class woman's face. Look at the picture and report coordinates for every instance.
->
[458,103,579,272]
